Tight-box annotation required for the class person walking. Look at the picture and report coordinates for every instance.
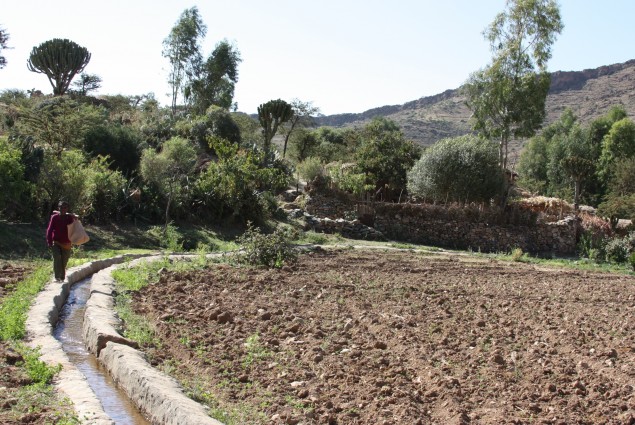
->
[46,200,76,282]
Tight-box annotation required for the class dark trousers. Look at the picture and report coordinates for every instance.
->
[51,244,72,281]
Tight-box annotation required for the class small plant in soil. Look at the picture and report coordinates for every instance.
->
[18,344,62,384]
[242,333,271,367]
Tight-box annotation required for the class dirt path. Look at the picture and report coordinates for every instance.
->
[129,249,635,424]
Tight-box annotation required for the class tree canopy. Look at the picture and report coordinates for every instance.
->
[0,26,9,69]
[27,38,91,96]
[354,117,420,195]
[187,40,242,114]
[281,99,320,159]
[464,0,563,170]
[71,73,102,96]
[257,99,293,159]
[163,6,207,114]
[518,107,635,210]
[407,134,504,203]
[140,137,197,228]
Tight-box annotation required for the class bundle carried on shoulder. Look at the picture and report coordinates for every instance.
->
[68,218,90,245]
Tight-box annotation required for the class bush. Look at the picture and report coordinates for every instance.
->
[147,223,184,252]
[407,135,504,203]
[598,193,635,229]
[629,252,635,271]
[83,124,142,175]
[577,213,613,260]
[193,139,290,223]
[511,247,526,262]
[175,106,241,153]
[296,157,323,182]
[236,224,297,268]
[0,137,31,219]
[604,237,630,264]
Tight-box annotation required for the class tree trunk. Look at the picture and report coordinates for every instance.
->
[574,178,580,211]
[164,195,172,232]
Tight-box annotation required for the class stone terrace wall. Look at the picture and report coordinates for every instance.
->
[304,192,357,220]
[374,204,578,254]
[305,194,579,255]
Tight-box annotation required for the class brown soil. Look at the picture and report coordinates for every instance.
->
[131,249,635,424]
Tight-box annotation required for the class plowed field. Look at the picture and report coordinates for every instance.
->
[132,249,635,424]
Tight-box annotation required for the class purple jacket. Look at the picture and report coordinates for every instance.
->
[46,213,75,246]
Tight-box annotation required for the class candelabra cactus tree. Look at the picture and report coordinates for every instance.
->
[257,99,293,160]
[27,38,91,96]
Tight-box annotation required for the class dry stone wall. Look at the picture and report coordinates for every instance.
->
[304,193,579,255]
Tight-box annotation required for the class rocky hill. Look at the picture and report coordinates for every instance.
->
[316,59,635,157]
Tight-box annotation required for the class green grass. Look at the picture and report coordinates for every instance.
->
[486,250,635,275]
[0,263,50,340]
[17,343,62,384]
[111,257,173,346]
[1,382,80,424]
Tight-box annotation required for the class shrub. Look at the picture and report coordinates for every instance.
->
[577,213,613,260]
[0,137,31,219]
[296,157,323,182]
[83,124,142,175]
[629,252,635,271]
[511,247,526,262]
[147,223,183,252]
[193,139,290,223]
[83,156,127,223]
[604,237,630,264]
[598,193,635,229]
[407,134,504,203]
[237,224,297,268]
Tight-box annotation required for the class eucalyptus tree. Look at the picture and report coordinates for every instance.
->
[163,6,207,114]
[0,26,9,69]
[187,39,242,114]
[598,117,635,186]
[27,38,91,96]
[558,126,595,210]
[464,0,563,170]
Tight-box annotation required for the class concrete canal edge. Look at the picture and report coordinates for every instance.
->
[26,253,224,425]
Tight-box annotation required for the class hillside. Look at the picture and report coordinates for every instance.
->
[316,59,635,157]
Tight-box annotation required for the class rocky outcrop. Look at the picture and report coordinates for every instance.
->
[313,59,635,151]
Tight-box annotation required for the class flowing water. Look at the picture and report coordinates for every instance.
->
[54,277,150,425]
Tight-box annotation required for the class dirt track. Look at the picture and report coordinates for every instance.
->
[131,249,635,424]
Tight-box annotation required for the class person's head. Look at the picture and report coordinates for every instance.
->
[58,200,69,213]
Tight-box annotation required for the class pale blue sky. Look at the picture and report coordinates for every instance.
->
[1,1,633,115]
